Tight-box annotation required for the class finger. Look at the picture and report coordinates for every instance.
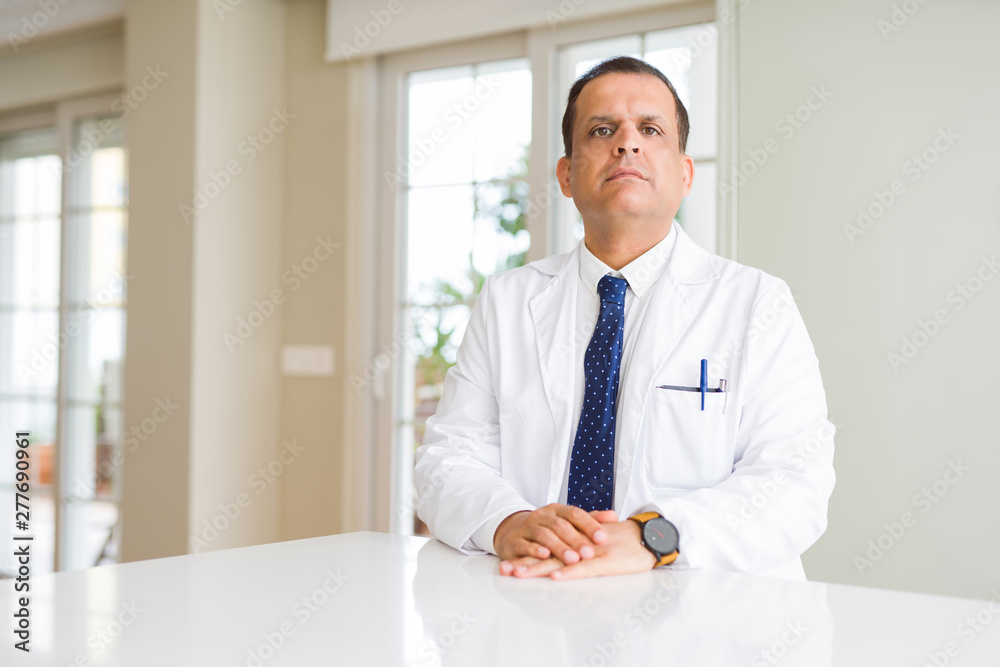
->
[504,537,551,561]
[499,555,543,576]
[559,506,612,547]
[514,557,564,579]
[550,557,604,581]
[527,525,578,565]
[589,509,619,524]
[546,516,600,563]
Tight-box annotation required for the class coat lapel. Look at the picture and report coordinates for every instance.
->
[613,223,721,512]
[527,247,581,504]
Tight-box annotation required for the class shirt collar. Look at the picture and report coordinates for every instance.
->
[579,222,678,299]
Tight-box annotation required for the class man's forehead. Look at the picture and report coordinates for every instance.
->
[575,73,675,119]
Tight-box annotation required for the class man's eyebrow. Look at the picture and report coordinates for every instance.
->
[584,113,669,124]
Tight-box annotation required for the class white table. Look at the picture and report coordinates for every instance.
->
[2,531,999,665]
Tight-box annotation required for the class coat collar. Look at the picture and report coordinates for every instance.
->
[527,221,720,286]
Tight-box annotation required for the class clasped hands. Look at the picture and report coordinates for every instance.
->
[494,503,656,580]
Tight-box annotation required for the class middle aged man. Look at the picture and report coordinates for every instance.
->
[414,56,835,581]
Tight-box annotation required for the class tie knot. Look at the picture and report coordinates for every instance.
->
[598,275,628,305]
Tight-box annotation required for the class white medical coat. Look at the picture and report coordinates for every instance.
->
[414,223,836,580]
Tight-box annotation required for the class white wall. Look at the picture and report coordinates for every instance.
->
[734,0,1000,598]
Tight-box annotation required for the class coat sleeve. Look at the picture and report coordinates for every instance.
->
[414,275,536,555]
[643,278,836,575]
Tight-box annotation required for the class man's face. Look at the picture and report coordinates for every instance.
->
[557,72,694,232]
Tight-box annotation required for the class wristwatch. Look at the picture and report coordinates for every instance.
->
[628,512,680,567]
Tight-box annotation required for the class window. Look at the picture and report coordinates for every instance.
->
[0,127,61,575]
[0,100,127,574]
[397,58,533,535]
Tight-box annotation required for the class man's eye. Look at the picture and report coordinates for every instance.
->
[593,127,612,137]
[642,127,660,135]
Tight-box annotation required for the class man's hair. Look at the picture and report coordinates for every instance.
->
[561,56,689,157]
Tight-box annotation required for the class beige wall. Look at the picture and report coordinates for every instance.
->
[119,0,199,561]
[0,23,124,109]
[278,0,347,541]
[122,1,196,560]
[124,0,347,556]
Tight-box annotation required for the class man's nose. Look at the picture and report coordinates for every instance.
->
[616,128,640,154]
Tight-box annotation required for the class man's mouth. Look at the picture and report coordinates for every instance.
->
[607,168,645,181]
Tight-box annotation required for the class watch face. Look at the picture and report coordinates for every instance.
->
[643,518,679,554]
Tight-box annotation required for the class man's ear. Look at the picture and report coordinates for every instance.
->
[556,156,573,197]
[680,154,695,197]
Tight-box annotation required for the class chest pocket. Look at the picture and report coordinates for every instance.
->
[641,386,734,490]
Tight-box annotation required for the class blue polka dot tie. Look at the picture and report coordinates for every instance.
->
[567,275,628,512]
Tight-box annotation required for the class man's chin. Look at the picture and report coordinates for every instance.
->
[598,195,654,220]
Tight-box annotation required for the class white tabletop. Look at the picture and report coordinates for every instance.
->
[2,531,999,665]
